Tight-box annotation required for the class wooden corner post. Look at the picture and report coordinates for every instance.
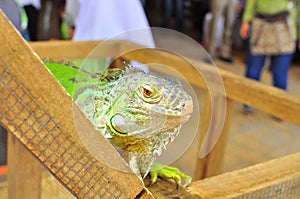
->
[0,10,150,199]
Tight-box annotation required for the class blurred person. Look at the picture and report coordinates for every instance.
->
[65,0,79,23]
[62,0,79,39]
[72,0,155,72]
[207,0,239,63]
[38,0,67,40]
[0,0,22,32]
[190,0,209,43]
[49,0,66,40]
[162,0,185,31]
[0,125,7,167]
[237,0,246,18]
[232,0,247,50]
[21,0,41,41]
[73,0,155,48]
[0,0,21,168]
[240,0,300,117]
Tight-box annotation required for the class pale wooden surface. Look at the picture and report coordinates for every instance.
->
[30,39,300,180]
[122,48,300,126]
[0,10,148,199]
[144,177,196,199]
[194,97,234,180]
[1,8,300,198]
[29,40,121,60]
[0,170,197,199]
[188,152,300,198]
[7,134,42,199]
[1,169,76,199]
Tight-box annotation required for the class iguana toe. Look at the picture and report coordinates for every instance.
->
[149,163,192,187]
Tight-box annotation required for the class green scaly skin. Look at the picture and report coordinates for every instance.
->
[44,59,193,187]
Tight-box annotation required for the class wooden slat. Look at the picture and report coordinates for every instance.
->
[29,40,121,60]
[144,177,197,199]
[193,96,234,180]
[188,152,300,198]
[0,10,148,199]
[119,47,300,181]
[119,48,300,126]
[1,19,299,199]
[29,41,300,126]
[8,133,42,199]
[28,40,300,180]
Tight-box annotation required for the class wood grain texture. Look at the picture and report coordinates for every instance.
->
[28,39,300,182]
[188,152,300,198]
[31,42,300,129]
[0,11,147,199]
[29,40,300,125]
[144,177,196,199]
[30,40,122,60]
[7,133,42,199]
[121,48,300,126]
[193,96,234,180]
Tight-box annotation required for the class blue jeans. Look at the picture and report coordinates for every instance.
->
[163,0,184,31]
[246,49,293,90]
[244,41,293,111]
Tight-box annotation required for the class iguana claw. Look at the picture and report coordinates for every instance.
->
[149,163,192,188]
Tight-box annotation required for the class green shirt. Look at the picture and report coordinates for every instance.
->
[243,0,300,39]
[243,0,293,21]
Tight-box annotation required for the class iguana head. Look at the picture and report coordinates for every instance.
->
[107,67,193,139]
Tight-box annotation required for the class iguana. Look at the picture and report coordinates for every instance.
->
[44,59,193,186]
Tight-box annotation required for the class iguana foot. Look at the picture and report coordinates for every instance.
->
[148,163,192,188]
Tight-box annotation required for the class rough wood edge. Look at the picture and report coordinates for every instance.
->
[8,133,42,199]
[30,40,300,125]
[0,10,147,199]
[28,39,300,183]
[193,97,234,180]
[29,40,122,60]
[188,152,300,198]
[121,48,300,126]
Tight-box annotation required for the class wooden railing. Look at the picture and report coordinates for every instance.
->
[30,41,300,198]
[188,152,300,198]
[30,40,300,198]
[0,11,150,199]
[30,39,300,172]
[1,10,299,198]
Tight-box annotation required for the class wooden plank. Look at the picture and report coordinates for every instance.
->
[7,133,42,199]
[144,177,197,199]
[29,40,121,60]
[29,40,300,180]
[188,152,300,198]
[200,97,234,179]
[119,48,300,126]
[29,40,300,125]
[192,92,211,180]
[0,10,147,199]
[193,95,234,180]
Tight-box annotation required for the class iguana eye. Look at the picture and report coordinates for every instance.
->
[137,83,162,103]
[143,85,153,98]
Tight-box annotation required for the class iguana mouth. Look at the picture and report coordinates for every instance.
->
[181,106,193,123]
[182,113,192,123]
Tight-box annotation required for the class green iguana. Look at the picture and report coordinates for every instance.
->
[44,59,193,186]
